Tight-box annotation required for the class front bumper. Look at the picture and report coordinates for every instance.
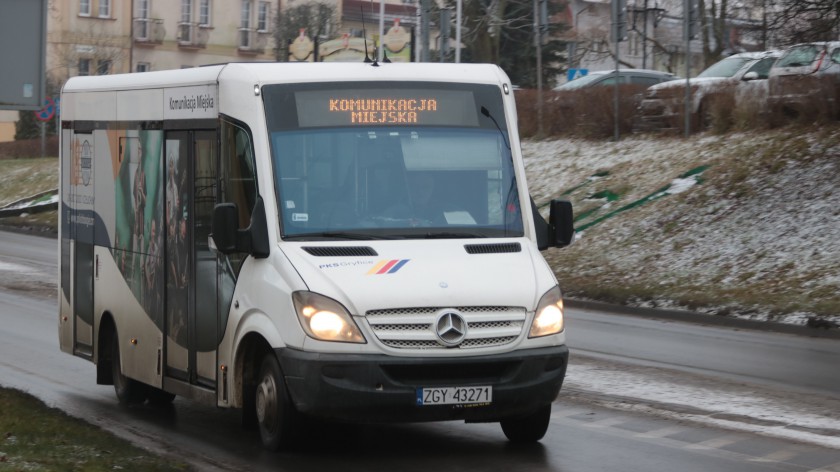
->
[277,345,569,423]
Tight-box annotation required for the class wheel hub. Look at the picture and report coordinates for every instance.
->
[256,376,277,426]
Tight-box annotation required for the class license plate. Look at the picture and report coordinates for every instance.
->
[416,386,492,406]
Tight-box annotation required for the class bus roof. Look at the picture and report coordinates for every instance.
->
[62,62,511,94]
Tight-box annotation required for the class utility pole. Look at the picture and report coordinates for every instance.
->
[379,0,385,62]
[612,0,627,141]
[684,0,699,137]
[642,0,648,69]
[455,0,462,62]
[440,8,451,62]
[420,0,431,61]
[534,0,544,136]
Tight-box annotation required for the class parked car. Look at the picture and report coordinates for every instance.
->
[638,50,780,131]
[767,41,840,119]
[555,69,678,90]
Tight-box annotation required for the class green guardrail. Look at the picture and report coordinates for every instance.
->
[539,165,709,232]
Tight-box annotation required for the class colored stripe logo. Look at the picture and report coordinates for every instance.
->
[367,259,410,275]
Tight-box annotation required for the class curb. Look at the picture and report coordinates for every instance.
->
[566,299,840,340]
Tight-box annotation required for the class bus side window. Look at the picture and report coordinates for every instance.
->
[219,119,258,275]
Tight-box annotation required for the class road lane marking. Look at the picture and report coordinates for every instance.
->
[684,434,744,450]
[634,426,685,439]
[749,449,799,463]
[583,417,628,428]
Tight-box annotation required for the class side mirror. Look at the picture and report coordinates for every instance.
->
[742,71,759,81]
[210,197,270,259]
[549,199,575,248]
[532,197,575,250]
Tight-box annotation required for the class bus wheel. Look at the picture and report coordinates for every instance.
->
[500,404,551,443]
[255,353,300,451]
[111,333,148,405]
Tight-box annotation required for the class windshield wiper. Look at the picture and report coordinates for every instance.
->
[284,231,400,241]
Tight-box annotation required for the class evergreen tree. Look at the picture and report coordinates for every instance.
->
[496,0,568,88]
[439,0,567,88]
[14,109,55,141]
[14,79,60,141]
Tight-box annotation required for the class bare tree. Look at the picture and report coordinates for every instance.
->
[697,0,732,68]
[456,0,512,63]
[46,0,129,86]
[48,24,130,85]
[765,0,840,44]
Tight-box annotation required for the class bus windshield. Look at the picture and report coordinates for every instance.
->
[262,82,524,240]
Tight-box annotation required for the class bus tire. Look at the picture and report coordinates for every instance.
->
[255,353,301,451]
[500,404,551,443]
[111,333,148,405]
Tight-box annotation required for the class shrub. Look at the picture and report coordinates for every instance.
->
[517,84,648,139]
[0,137,59,159]
[517,72,840,139]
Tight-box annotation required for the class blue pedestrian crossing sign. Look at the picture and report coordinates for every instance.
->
[567,68,589,82]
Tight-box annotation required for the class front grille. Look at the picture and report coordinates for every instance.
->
[365,306,527,351]
[381,360,520,384]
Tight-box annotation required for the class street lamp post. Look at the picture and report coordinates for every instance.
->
[642,0,648,68]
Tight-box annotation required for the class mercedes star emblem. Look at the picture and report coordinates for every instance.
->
[434,311,467,347]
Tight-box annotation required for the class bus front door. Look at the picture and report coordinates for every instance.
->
[163,130,219,391]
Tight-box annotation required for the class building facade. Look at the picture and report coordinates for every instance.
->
[131,0,277,72]
[3,0,435,143]
[47,0,133,84]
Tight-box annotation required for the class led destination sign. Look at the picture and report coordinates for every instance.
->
[295,88,479,128]
[329,98,437,124]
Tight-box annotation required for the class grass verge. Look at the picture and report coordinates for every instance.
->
[0,387,189,471]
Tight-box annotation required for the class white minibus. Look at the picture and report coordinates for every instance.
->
[58,62,574,450]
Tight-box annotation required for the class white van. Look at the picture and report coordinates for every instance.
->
[58,62,574,450]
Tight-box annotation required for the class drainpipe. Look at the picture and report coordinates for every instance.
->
[129,0,134,72]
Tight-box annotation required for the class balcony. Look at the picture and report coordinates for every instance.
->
[238,28,270,55]
[177,22,209,49]
[133,18,165,45]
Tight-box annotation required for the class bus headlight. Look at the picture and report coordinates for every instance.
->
[292,292,366,343]
[529,286,565,338]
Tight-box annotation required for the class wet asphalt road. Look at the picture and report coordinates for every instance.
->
[1,231,839,471]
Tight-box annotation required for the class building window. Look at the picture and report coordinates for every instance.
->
[136,62,150,72]
[79,0,91,16]
[79,58,91,76]
[241,1,251,29]
[181,0,192,23]
[97,60,111,75]
[99,0,111,18]
[136,0,150,38]
[240,0,252,48]
[199,0,211,26]
[257,2,270,32]
[180,0,193,42]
